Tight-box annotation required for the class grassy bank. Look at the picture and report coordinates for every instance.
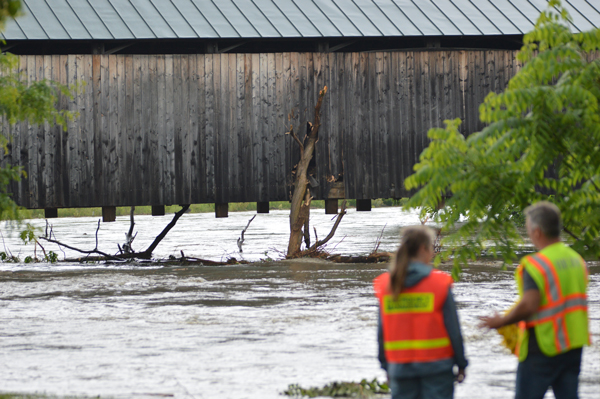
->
[18,199,408,219]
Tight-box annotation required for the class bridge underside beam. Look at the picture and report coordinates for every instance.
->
[152,205,165,216]
[356,199,371,212]
[325,199,338,215]
[102,206,116,222]
[257,202,269,214]
[45,208,58,218]
[216,203,228,218]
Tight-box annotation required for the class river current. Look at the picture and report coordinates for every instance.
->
[0,208,598,398]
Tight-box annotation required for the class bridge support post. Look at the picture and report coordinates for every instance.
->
[215,203,228,218]
[152,205,165,216]
[325,199,338,215]
[102,206,116,222]
[45,208,58,218]
[356,199,372,212]
[257,202,269,214]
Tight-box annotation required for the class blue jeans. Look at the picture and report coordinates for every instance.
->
[390,370,454,399]
[515,348,582,399]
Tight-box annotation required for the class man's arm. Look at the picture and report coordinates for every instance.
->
[479,288,541,329]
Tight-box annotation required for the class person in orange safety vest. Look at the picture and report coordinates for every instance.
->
[480,201,589,399]
[374,225,468,399]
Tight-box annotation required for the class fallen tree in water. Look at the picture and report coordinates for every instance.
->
[29,201,390,266]
[37,204,242,265]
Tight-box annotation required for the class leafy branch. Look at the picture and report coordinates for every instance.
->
[403,0,600,277]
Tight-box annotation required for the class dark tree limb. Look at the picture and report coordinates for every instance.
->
[286,125,304,155]
[327,252,391,263]
[308,200,347,251]
[372,223,387,254]
[39,235,122,261]
[122,206,136,253]
[40,218,122,261]
[237,215,256,252]
[303,216,311,249]
[136,204,190,258]
[94,220,100,250]
[563,226,581,242]
[40,205,191,263]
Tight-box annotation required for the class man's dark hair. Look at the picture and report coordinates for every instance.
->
[525,201,562,238]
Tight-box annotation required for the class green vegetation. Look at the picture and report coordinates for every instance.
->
[283,379,389,398]
[0,0,77,222]
[404,0,600,278]
[0,221,58,263]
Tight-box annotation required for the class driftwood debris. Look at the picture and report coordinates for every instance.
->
[40,205,200,263]
[286,86,328,257]
[41,219,122,261]
[119,206,137,254]
[237,215,256,252]
[328,252,392,263]
[372,223,387,254]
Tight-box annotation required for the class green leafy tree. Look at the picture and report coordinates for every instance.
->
[0,0,76,221]
[404,0,600,279]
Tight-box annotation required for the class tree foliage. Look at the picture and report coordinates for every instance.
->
[404,0,600,278]
[0,0,76,220]
[0,0,21,30]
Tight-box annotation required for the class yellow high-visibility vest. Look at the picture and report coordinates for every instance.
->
[515,242,590,361]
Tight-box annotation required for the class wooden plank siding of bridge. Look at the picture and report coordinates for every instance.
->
[0,50,521,211]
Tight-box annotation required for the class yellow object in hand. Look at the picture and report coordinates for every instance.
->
[496,304,519,354]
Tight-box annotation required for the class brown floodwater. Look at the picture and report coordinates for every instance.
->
[0,209,598,398]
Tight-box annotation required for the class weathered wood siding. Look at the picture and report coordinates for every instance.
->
[1,51,521,209]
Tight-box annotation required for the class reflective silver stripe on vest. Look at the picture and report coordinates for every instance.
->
[530,255,560,303]
[528,296,588,322]
[556,316,567,351]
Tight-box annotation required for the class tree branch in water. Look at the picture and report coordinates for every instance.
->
[40,205,191,262]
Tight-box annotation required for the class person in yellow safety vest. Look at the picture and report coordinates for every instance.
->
[374,225,468,399]
[480,201,590,399]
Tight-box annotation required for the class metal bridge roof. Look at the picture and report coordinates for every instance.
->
[3,0,600,40]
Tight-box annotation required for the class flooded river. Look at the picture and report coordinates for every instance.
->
[0,208,598,398]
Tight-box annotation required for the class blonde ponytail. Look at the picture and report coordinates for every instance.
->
[388,225,435,296]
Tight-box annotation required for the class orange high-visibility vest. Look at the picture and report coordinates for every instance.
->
[515,243,590,361]
[374,270,454,363]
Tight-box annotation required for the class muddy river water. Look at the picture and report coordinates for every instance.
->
[0,208,598,398]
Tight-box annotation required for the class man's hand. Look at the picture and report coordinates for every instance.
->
[479,311,505,329]
[456,368,466,383]
[478,289,541,330]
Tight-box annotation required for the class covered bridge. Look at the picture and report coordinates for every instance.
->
[1,0,599,219]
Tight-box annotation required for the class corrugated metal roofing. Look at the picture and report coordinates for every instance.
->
[3,0,600,40]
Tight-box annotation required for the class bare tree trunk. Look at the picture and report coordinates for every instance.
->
[287,86,327,257]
